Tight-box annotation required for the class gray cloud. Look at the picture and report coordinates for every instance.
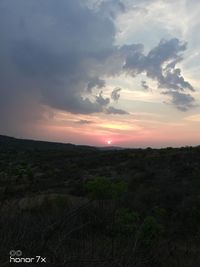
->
[98,0,126,18]
[96,91,110,106]
[141,81,149,90]
[111,87,121,101]
[0,0,128,134]
[124,38,191,90]
[106,106,129,115]
[163,91,196,111]
[87,77,105,92]
[0,0,197,135]
[76,120,93,124]
[123,38,196,109]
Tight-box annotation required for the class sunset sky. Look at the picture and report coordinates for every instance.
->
[0,0,200,147]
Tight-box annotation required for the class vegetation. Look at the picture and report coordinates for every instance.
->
[0,135,200,266]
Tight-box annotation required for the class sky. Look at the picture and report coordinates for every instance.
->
[0,0,200,148]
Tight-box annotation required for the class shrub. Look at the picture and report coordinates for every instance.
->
[85,177,127,200]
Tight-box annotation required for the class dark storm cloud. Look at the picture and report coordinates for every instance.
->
[0,0,197,135]
[0,0,127,132]
[87,77,106,92]
[98,0,126,18]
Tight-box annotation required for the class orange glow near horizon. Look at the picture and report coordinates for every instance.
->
[21,107,200,148]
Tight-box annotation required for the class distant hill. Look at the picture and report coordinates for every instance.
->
[0,134,96,151]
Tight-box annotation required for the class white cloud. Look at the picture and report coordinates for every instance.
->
[184,114,200,122]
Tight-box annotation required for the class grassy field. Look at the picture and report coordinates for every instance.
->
[1,135,200,266]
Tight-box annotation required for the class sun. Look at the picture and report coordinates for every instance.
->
[107,140,112,145]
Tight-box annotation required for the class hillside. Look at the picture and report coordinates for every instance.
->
[0,135,200,266]
[0,134,96,151]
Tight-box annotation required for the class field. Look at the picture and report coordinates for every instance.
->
[1,135,200,266]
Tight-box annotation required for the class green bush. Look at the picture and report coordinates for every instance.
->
[85,177,127,200]
[139,216,163,246]
[115,208,140,235]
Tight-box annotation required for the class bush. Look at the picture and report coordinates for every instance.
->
[139,216,163,246]
[85,177,127,200]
